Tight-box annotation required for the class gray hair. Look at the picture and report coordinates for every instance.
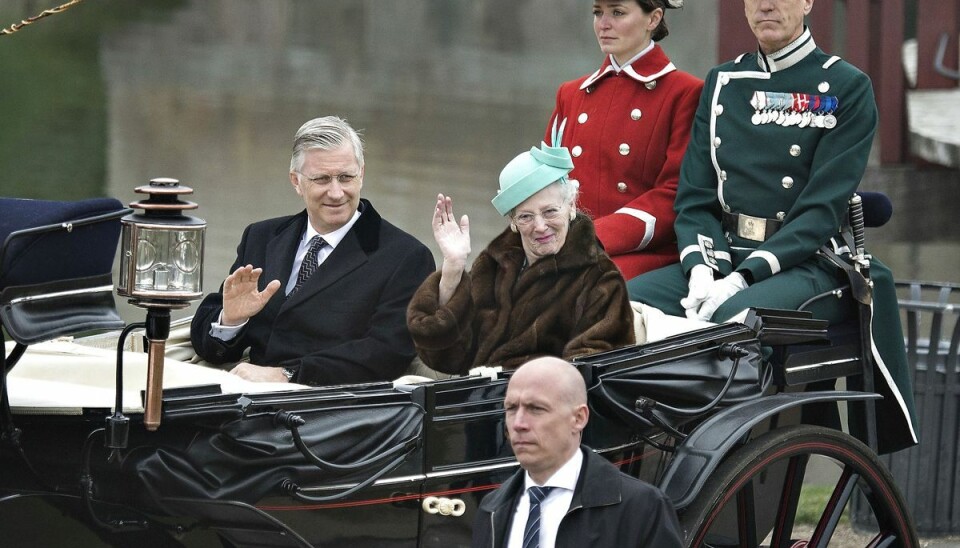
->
[509,179,580,218]
[290,116,365,173]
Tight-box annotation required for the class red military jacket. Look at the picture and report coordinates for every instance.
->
[546,44,702,279]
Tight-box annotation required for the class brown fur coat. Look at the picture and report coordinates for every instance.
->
[407,214,635,374]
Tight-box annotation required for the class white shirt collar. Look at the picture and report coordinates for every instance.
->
[508,449,583,548]
[523,447,583,493]
[304,208,361,250]
[756,27,817,73]
[609,41,655,73]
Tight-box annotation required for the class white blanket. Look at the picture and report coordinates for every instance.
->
[6,340,305,415]
[631,301,715,343]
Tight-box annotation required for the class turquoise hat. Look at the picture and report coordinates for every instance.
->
[492,118,574,216]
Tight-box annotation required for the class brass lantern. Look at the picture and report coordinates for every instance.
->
[118,178,206,430]
[118,178,205,303]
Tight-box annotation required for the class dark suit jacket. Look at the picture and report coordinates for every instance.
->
[472,447,683,548]
[191,199,435,385]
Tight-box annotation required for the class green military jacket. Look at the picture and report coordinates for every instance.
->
[675,27,877,284]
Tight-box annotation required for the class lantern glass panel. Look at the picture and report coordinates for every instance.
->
[133,227,203,293]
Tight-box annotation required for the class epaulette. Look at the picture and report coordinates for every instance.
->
[734,53,747,64]
[823,56,841,69]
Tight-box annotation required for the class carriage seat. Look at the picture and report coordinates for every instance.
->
[0,197,127,345]
[0,198,314,415]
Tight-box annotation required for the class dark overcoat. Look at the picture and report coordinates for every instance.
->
[471,447,683,548]
[191,199,435,385]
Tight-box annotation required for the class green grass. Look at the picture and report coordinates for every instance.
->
[796,484,851,525]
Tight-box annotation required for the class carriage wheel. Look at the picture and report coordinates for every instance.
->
[679,425,917,547]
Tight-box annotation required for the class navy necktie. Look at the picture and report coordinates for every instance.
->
[291,235,325,294]
[522,486,554,548]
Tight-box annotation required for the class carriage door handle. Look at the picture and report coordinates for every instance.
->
[422,496,466,517]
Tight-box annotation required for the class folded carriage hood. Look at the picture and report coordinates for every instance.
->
[106,394,424,513]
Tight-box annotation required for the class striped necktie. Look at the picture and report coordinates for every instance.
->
[291,235,325,294]
[522,486,554,548]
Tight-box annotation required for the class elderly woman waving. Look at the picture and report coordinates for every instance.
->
[407,126,635,375]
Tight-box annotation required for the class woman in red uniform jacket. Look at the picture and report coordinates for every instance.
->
[546,0,702,280]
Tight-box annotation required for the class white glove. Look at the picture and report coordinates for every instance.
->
[680,264,715,319]
[696,272,749,321]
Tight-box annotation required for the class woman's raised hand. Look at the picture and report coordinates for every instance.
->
[432,193,471,265]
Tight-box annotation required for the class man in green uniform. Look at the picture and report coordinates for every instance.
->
[629,0,917,453]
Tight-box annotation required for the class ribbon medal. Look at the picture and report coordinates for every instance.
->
[749,91,839,129]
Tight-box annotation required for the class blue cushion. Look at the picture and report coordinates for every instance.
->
[0,197,125,289]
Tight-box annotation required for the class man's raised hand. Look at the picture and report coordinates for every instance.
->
[221,265,281,326]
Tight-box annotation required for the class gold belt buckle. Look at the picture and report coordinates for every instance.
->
[737,213,767,242]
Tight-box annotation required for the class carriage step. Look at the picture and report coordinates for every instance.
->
[743,308,830,346]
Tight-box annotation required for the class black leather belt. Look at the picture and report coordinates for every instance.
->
[722,211,783,242]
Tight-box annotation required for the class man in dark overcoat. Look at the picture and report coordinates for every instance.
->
[191,116,434,385]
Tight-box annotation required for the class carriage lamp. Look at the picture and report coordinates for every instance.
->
[117,177,206,431]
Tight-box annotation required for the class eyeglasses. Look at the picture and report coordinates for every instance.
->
[513,206,565,227]
[299,172,359,186]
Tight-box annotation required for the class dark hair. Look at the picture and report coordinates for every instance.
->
[636,0,669,42]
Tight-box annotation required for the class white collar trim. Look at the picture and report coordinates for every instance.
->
[580,64,615,90]
[622,61,676,83]
[580,56,676,89]
[756,27,817,73]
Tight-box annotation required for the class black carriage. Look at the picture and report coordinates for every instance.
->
[0,194,917,547]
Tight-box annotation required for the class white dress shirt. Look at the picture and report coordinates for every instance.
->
[507,448,583,548]
[210,209,361,341]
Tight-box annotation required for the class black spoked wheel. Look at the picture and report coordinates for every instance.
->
[680,425,918,548]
